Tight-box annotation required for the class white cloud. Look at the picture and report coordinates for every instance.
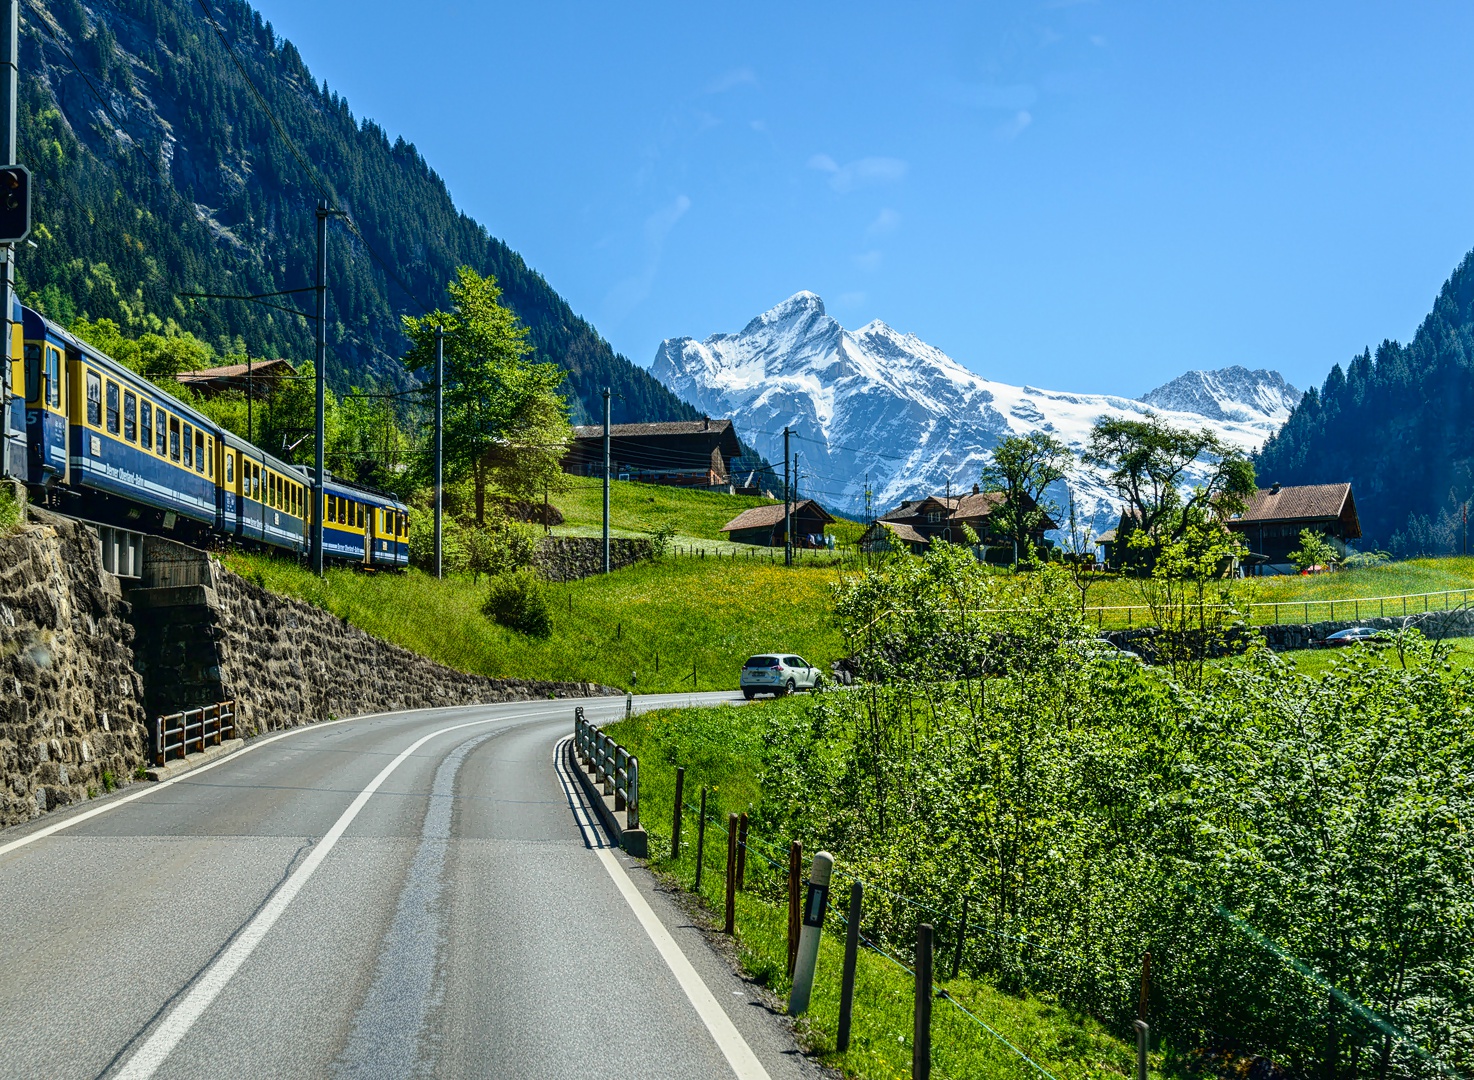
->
[602,195,692,321]
[996,110,1033,140]
[808,154,909,194]
[705,67,758,94]
[866,208,901,237]
[853,250,883,273]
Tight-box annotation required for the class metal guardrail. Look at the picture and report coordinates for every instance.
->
[573,706,639,830]
[152,700,236,766]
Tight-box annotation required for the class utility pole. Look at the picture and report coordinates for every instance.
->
[783,426,792,567]
[245,353,253,445]
[864,472,872,521]
[602,387,611,574]
[311,201,328,575]
[433,324,444,579]
[0,0,16,482]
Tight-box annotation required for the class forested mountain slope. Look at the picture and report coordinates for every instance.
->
[1256,249,1474,552]
[14,0,694,424]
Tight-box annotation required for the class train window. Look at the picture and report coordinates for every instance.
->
[156,411,168,456]
[194,430,204,473]
[105,381,120,434]
[45,347,60,408]
[253,463,262,500]
[140,401,153,449]
[206,438,214,478]
[169,417,181,461]
[182,423,193,468]
[123,391,137,442]
[23,343,39,402]
[86,371,101,425]
[356,502,364,528]
[225,453,234,485]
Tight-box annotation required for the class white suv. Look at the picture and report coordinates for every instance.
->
[741,654,823,699]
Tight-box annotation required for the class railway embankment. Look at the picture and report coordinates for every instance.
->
[0,513,614,829]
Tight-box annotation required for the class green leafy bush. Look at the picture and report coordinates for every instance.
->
[482,569,552,637]
[0,483,18,533]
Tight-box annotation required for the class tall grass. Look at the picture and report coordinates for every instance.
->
[605,699,1181,1080]
[225,551,848,691]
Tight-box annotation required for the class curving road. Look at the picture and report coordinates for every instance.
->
[0,694,826,1079]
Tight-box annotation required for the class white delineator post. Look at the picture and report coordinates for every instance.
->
[787,850,833,1015]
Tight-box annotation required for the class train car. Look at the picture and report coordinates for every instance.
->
[3,298,22,479]
[314,471,409,568]
[23,305,221,540]
[221,431,308,555]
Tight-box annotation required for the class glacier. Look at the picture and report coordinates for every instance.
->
[650,292,1301,532]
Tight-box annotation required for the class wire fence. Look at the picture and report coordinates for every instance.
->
[1083,587,1474,630]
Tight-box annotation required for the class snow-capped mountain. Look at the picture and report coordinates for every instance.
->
[650,292,1300,530]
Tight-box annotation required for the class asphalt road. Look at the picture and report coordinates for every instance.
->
[0,693,829,1079]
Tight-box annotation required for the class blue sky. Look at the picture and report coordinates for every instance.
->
[254,1,1474,398]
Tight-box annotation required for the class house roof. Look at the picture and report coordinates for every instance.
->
[881,489,1058,530]
[571,419,735,440]
[175,358,296,382]
[864,520,927,546]
[720,499,834,533]
[1232,483,1355,525]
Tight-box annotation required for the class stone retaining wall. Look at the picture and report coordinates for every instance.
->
[534,536,654,582]
[0,517,148,826]
[0,519,616,830]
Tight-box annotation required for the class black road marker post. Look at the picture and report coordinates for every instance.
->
[736,812,749,889]
[788,850,833,1015]
[671,767,685,859]
[695,787,708,891]
[786,840,803,977]
[914,923,933,1080]
[837,880,862,1052]
[725,813,738,934]
[951,895,969,979]
[1134,1020,1149,1080]
[1139,950,1151,1024]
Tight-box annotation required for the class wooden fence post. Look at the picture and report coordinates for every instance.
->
[725,813,738,934]
[914,923,933,1080]
[736,812,748,889]
[787,840,802,977]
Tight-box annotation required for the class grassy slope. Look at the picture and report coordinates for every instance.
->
[605,698,1182,1080]
[551,476,777,544]
[225,552,848,692]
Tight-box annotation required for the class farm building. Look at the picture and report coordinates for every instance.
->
[561,418,743,490]
[859,520,929,555]
[1225,482,1362,574]
[720,499,835,547]
[878,484,1057,560]
[175,358,297,399]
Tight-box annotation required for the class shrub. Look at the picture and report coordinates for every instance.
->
[482,569,552,637]
[0,483,19,533]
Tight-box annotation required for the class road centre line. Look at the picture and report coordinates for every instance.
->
[109,708,540,1080]
[0,696,629,861]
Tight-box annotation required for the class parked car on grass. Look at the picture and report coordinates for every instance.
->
[740,654,823,699]
[1313,626,1386,648]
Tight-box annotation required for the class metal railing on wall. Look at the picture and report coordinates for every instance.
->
[574,707,639,831]
[152,700,236,766]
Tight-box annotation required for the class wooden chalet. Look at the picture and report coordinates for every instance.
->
[562,418,743,490]
[859,519,929,555]
[720,499,834,548]
[877,484,1058,560]
[1225,482,1362,574]
[175,358,297,399]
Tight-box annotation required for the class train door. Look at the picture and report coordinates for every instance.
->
[361,501,371,564]
[23,338,66,485]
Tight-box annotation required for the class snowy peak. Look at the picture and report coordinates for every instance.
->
[651,294,1295,527]
[1140,366,1301,424]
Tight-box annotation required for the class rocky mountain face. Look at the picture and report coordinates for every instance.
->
[652,292,1298,528]
[15,0,694,423]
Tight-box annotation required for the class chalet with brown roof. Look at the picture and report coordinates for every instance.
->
[1225,482,1361,573]
[859,519,929,555]
[562,418,743,490]
[878,484,1058,559]
[720,499,834,548]
[175,358,297,398]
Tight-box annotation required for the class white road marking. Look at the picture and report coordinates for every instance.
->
[552,736,610,848]
[595,834,772,1080]
[0,697,628,862]
[110,709,539,1080]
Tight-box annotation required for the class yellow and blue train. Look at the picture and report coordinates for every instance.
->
[5,302,409,568]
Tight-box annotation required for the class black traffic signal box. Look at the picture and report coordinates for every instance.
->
[0,166,30,244]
